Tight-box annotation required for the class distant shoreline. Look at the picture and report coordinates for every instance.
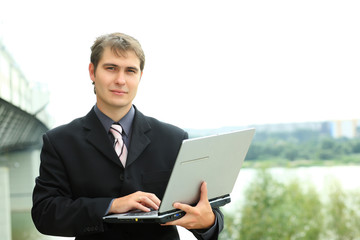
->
[243,155,360,168]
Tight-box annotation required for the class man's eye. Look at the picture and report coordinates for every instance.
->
[107,67,116,71]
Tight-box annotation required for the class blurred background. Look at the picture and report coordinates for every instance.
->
[0,0,359,239]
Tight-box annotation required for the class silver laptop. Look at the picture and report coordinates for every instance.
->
[103,128,255,224]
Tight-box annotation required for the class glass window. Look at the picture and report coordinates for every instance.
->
[0,52,11,101]
[11,68,20,106]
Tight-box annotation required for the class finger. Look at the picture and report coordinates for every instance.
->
[199,182,210,204]
[145,193,161,207]
[173,202,193,213]
[161,213,189,226]
[134,202,152,212]
[161,218,180,226]
[139,196,160,210]
[162,213,200,229]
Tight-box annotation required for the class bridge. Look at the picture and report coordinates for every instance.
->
[0,39,50,240]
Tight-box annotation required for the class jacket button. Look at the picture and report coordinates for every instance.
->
[120,174,124,181]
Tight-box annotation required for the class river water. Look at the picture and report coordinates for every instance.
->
[226,165,360,209]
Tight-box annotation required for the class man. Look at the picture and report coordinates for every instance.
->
[32,32,224,240]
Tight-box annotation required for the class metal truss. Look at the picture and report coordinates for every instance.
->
[0,98,48,154]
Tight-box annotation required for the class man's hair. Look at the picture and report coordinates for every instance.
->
[90,32,145,74]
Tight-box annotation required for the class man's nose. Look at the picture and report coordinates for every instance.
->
[115,72,126,84]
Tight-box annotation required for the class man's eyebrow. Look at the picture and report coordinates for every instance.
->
[103,63,118,67]
[127,66,140,72]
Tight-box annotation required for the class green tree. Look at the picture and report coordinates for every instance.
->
[220,170,323,240]
[317,138,337,160]
[351,139,360,153]
[282,144,299,161]
[325,180,360,240]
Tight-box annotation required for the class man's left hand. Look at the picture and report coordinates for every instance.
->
[162,182,215,229]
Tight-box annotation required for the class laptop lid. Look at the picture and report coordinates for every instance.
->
[158,128,255,213]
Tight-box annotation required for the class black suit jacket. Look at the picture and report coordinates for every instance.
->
[32,107,223,240]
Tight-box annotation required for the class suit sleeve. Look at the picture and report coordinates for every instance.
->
[31,133,112,237]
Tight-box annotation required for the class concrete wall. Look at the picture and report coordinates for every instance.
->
[0,149,42,240]
[0,167,11,240]
[1,149,40,211]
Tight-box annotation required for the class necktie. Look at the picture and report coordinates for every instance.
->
[109,124,128,167]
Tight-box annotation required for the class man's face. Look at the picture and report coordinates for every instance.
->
[89,47,142,115]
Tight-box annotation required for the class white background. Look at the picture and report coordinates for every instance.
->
[1,0,359,129]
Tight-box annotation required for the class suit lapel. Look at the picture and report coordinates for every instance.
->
[126,108,151,167]
[82,109,123,167]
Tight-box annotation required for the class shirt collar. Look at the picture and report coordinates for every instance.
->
[93,104,135,137]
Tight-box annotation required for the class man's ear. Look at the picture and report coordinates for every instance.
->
[89,63,95,82]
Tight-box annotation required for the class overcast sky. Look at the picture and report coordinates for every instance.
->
[1,0,359,129]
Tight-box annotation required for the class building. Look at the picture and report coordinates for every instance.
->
[0,39,50,240]
[330,119,360,138]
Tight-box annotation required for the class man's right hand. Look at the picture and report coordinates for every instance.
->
[109,191,161,214]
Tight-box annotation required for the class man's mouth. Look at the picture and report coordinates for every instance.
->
[111,90,127,95]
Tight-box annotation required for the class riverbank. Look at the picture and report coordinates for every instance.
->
[242,153,360,168]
